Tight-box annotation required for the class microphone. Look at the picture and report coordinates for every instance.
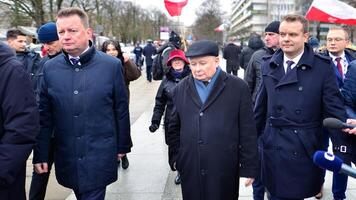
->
[313,151,356,178]
[323,118,356,129]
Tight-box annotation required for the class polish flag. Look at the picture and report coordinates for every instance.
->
[164,0,188,17]
[305,0,356,25]
[214,24,225,32]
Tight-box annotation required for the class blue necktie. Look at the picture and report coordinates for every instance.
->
[286,60,294,74]
[70,58,79,65]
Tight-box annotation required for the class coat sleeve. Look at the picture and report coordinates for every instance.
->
[167,89,181,171]
[244,54,256,94]
[124,59,141,82]
[33,64,54,164]
[238,83,259,178]
[254,73,268,136]
[0,64,39,187]
[341,63,356,117]
[113,61,133,154]
[151,80,168,126]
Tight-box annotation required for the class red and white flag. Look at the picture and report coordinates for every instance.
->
[305,0,356,25]
[214,24,225,32]
[164,0,188,17]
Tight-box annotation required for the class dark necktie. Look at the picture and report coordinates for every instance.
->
[335,57,343,78]
[286,60,294,74]
[70,58,80,65]
[202,81,209,86]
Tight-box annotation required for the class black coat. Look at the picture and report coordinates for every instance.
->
[168,71,259,200]
[15,50,42,90]
[143,43,156,66]
[254,44,346,198]
[0,42,39,199]
[151,66,190,143]
[240,36,264,70]
[35,44,132,193]
[223,43,241,71]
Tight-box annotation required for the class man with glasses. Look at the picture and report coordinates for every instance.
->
[322,27,356,200]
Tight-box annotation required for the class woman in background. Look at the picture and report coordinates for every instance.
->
[102,40,141,169]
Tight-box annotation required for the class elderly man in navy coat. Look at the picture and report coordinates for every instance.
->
[0,42,39,199]
[33,8,132,200]
[254,14,347,200]
[167,40,259,200]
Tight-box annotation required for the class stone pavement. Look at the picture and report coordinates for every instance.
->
[25,57,356,200]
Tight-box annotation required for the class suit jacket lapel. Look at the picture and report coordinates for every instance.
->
[187,76,203,108]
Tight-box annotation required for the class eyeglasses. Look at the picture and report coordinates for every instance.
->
[326,38,346,42]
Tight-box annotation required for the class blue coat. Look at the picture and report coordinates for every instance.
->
[143,43,156,66]
[0,42,39,199]
[254,44,346,198]
[34,44,132,193]
[341,60,356,118]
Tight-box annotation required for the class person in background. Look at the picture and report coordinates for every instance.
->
[143,39,156,82]
[244,20,280,200]
[320,26,356,200]
[30,22,63,200]
[34,8,132,200]
[0,42,39,200]
[133,42,143,70]
[240,34,264,75]
[149,49,191,185]
[101,39,141,170]
[6,29,42,91]
[308,36,320,53]
[223,38,241,76]
[167,40,258,200]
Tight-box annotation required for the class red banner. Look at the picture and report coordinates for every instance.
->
[164,0,188,17]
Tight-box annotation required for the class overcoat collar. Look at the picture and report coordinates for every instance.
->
[187,70,228,111]
[267,43,314,87]
[62,40,95,67]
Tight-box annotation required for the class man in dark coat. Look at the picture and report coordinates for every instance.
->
[223,38,241,76]
[167,40,259,200]
[33,8,132,200]
[30,21,62,200]
[323,27,356,200]
[143,39,156,82]
[254,14,347,200]
[240,35,264,72]
[6,29,41,90]
[244,20,280,200]
[0,42,39,200]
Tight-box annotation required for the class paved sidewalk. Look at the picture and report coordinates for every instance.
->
[25,58,356,200]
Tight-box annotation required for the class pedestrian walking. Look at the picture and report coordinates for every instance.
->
[223,38,241,76]
[143,39,156,82]
[33,8,132,200]
[167,40,259,200]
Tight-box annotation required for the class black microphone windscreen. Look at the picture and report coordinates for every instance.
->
[313,151,343,173]
[323,118,344,129]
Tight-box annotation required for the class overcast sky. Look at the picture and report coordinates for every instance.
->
[128,0,232,26]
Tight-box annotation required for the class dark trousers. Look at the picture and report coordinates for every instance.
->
[29,138,55,200]
[0,163,26,200]
[74,187,106,200]
[146,65,152,82]
[332,152,356,200]
[270,197,302,200]
[226,66,237,76]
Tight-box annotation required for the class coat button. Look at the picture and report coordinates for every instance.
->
[295,109,301,115]
[294,130,298,134]
[201,169,206,175]
[75,68,80,72]
[198,140,203,145]
[199,112,203,117]
[298,86,303,91]
[302,66,306,70]
[74,90,79,95]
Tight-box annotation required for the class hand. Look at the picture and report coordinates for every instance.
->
[34,163,48,174]
[118,153,126,160]
[244,178,254,187]
[123,53,129,62]
[343,119,356,135]
[149,124,159,133]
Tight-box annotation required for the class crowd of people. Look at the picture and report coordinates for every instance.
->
[1,6,356,200]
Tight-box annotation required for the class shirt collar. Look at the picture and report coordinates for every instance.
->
[68,46,90,65]
[329,51,346,62]
[283,50,304,66]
